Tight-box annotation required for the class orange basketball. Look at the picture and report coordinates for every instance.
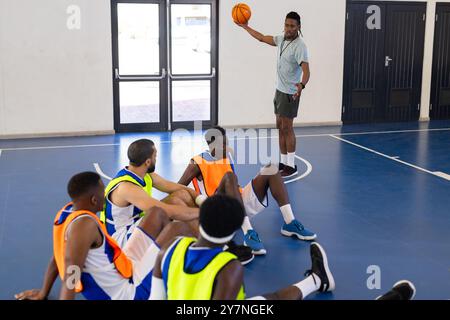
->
[232,3,251,24]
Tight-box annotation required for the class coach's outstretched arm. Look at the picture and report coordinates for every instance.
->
[236,22,276,46]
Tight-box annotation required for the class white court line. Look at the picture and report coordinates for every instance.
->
[329,135,450,181]
[433,172,450,181]
[284,155,313,184]
[0,149,2,158]
[94,154,312,186]
[332,127,450,137]
[232,127,450,141]
[1,127,450,152]
[94,163,113,181]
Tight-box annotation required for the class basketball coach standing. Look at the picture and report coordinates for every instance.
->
[236,11,310,178]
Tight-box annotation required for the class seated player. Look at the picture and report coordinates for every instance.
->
[101,139,253,265]
[150,195,416,301]
[101,139,200,248]
[178,126,316,255]
[150,194,334,300]
[15,172,193,300]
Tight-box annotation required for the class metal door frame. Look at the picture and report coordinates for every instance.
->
[111,0,218,133]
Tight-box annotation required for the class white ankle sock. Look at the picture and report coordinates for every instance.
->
[280,154,287,165]
[241,216,253,234]
[287,152,295,168]
[294,274,321,299]
[195,195,208,207]
[280,204,295,224]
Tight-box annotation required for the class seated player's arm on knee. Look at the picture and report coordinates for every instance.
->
[119,181,199,221]
[116,182,161,212]
[212,260,244,300]
[178,161,201,186]
[60,218,102,300]
[151,172,193,194]
[162,204,199,222]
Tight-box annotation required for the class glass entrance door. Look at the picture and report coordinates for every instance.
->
[112,0,217,132]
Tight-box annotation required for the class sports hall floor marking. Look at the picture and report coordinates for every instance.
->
[1,128,450,152]
[0,182,10,249]
[433,172,450,180]
[94,155,312,185]
[285,155,313,184]
[93,163,113,180]
[329,135,450,181]
[245,127,450,141]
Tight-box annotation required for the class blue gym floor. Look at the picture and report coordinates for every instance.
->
[1,121,449,300]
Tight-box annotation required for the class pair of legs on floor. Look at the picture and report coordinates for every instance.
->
[215,165,316,255]
[247,241,415,301]
[99,209,416,301]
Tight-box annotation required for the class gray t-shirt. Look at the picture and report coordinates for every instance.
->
[274,35,309,95]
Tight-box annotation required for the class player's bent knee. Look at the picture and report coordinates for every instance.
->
[145,206,170,225]
[223,172,238,184]
[166,221,194,237]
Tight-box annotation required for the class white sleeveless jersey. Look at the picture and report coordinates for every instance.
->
[66,215,154,300]
[103,168,147,247]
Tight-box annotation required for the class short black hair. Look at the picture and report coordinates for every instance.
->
[205,126,226,145]
[67,172,102,200]
[128,139,155,166]
[200,194,245,239]
[286,11,301,25]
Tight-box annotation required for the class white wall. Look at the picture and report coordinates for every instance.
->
[218,0,450,127]
[0,0,114,137]
[218,0,347,127]
[0,0,449,137]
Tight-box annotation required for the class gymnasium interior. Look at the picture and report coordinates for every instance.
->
[0,0,449,300]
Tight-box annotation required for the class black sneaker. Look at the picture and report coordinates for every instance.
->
[278,163,286,172]
[281,165,298,178]
[225,241,254,266]
[304,242,335,292]
[376,280,416,300]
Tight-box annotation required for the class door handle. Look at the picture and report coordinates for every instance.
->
[114,68,167,80]
[169,67,216,80]
[385,56,393,67]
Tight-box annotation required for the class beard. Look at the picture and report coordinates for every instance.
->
[285,32,298,40]
[147,164,156,174]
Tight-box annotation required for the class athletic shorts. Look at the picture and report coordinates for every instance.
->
[274,89,300,119]
[242,180,268,218]
[123,226,160,300]
[112,217,143,249]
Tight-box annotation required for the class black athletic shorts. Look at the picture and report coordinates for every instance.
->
[273,89,300,119]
